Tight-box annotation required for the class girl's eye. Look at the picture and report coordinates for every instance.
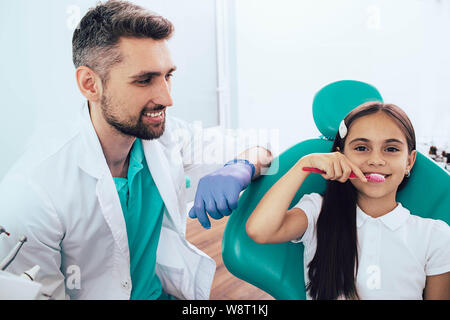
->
[355,146,368,152]
[386,147,400,152]
[165,73,173,80]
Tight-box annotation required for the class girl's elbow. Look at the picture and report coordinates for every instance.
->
[246,220,270,244]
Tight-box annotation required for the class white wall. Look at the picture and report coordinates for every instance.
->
[2,0,450,180]
[0,0,219,180]
[233,0,450,154]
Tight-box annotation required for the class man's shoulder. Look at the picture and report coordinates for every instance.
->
[4,128,82,184]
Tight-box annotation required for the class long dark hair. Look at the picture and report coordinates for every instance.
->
[306,102,416,300]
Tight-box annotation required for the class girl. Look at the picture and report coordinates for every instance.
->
[246,102,450,300]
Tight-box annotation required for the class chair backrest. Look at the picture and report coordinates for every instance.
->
[222,80,450,300]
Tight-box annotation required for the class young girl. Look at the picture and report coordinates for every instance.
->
[246,102,450,300]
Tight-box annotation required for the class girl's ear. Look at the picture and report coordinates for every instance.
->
[406,150,417,173]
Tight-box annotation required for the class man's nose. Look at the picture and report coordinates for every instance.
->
[153,78,173,107]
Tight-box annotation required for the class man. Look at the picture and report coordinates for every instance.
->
[0,0,271,299]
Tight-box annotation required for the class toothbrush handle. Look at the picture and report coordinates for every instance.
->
[302,167,324,174]
[302,167,357,178]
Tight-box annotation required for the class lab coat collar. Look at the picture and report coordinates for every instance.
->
[77,102,110,179]
[77,100,183,235]
[356,202,410,231]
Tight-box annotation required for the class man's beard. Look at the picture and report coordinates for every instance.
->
[100,93,166,140]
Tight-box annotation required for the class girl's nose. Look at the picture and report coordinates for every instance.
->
[367,152,386,166]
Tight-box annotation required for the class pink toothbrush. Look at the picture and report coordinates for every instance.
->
[302,167,385,183]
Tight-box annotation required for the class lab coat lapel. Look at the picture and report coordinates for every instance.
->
[95,174,131,262]
[77,103,130,263]
[142,140,182,233]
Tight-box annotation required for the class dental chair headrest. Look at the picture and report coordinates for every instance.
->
[312,80,383,140]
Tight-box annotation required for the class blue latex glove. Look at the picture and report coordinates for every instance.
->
[188,160,255,229]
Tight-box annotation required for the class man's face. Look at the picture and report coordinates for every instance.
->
[99,37,176,140]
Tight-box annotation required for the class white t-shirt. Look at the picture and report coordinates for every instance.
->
[292,193,450,300]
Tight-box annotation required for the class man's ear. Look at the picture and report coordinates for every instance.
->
[75,66,103,102]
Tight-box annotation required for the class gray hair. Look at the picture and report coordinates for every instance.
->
[72,0,174,84]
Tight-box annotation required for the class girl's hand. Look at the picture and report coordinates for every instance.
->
[299,152,367,183]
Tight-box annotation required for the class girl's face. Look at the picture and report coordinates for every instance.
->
[343,112,416,201]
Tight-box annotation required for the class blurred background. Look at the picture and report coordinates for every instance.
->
[1,0,449,180]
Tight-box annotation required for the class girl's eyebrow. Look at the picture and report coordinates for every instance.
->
[348,138,370,144]
[385,138,404,144]
[348,138,404,144]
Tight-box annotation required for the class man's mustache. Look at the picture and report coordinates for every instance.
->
[142,105,166,114]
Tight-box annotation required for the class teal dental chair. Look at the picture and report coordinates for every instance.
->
[221,80,450,300]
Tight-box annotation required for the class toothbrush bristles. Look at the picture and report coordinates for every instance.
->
[366,174,385,183]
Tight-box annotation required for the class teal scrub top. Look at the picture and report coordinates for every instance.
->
[113,139,167,300]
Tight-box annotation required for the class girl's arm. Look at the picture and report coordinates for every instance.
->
[246,152,367,244]
[423,272,450,300]
[245,157,311,244]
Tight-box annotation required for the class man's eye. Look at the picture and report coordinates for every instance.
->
[135,78,152,85]
[386,147,400,152]
[355,146,368,151]
[165,73,173,80]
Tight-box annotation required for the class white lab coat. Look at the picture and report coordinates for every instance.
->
[0,103,227,300]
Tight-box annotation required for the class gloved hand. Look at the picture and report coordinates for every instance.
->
[188,160,255,229]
